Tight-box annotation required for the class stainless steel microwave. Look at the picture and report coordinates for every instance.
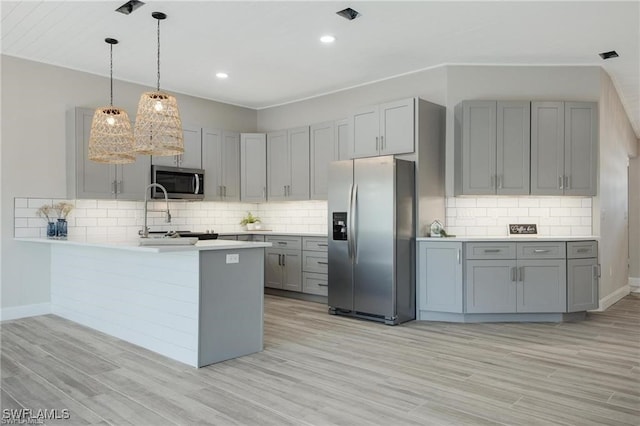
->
[151,165,204,200]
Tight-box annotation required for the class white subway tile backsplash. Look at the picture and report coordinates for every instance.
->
[445,196,592,237]
[15,198,28,208]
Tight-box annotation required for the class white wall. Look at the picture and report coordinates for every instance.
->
[595,70,639,300]
[1,55,257,310]
[629,157,640,286]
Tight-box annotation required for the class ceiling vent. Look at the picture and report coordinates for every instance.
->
[599,50,619,60]
[336,7,360,21]
[115,0,145,15]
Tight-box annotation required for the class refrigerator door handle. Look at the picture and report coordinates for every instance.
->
[347,183,354,259]
[352,184,358,264]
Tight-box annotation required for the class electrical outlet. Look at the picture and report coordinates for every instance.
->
[226,253,239,264]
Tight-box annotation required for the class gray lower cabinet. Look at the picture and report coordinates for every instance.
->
[67,107,150,200]
[302,236,328,296]
[203,128,240,201]
[264,236,302,291]
[418,240,597,321]
[417,241,463,313]
[567,241,599,312]
[240,133,267,202]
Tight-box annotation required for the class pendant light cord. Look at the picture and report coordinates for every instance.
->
[156,17,161,91]
[109,42,114,106]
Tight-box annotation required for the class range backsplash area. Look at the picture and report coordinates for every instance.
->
[14,198,328,241]
[445,196,592,237]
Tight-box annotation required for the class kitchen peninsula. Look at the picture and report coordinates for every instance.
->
[17,238,270,367]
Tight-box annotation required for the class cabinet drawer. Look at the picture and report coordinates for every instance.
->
[238,234,265,242]
[265,236,302,250]
[302,251,328,273]
[567,241,598,259]
[465,242,516,260]
[303,272,328,296]
[517,242,566,259]
[218,235,237,241]
[303,237,328,252]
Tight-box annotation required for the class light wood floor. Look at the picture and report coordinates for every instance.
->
[2,294,639,425]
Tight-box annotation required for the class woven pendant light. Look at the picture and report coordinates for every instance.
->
[88,38,135,164]
[134,12,183,156]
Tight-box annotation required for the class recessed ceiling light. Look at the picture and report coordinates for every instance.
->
[599,50,619,60]
[320,35,336,44]
[216,72,228,79]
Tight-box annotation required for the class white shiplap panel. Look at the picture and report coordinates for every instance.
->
[50,244,200,367]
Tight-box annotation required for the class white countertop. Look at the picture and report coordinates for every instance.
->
[218,231,328,237]
[416,236,599,242]
[15,237,272,253]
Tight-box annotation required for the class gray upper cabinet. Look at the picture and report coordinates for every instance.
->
[203,128,240,201]
[335,118,350,160]
[456,100,530,195]
[240,133,266,202]
[152,124,202,169]
[67,107,150,200]
[351,98,415,158]
[267,127,310,201]
[418,241,463,314]
[531,101,597,196]
[310,121,336,200]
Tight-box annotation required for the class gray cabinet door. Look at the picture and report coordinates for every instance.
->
[179,125,203,169]
[221,131,240,201]
[266,130,288,201]
[465,260,517,313]
[461,101,497,195]
[351,104,379,158]
[567,258,599,312]
[517,260,566,313]
[287,126,310,200]
[310,121,335,200]
[116,157,150,200]
[497,101,530,195]
[282,250,302,292]
[264,249,283,289]
[240,133,266,202]
[335,118,350,160]
[379,98,414,156]
[564,102,598,196]
[202,127,222,200]
[531,101,565,195]
[73,108,118,199]
[418,242,463,314]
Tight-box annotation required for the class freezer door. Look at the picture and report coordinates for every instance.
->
[353,156,395,318]
[328,160,354,311]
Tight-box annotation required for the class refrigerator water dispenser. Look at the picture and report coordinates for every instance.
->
[332,212,347,240]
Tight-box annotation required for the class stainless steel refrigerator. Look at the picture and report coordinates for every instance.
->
[328,156,415,325]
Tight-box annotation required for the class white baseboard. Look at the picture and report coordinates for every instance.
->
[629,277,640,293]
[0,303,51,321]
[595,285,631,312]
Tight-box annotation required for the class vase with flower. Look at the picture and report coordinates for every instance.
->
[36,204,56,238]
[52,202,74,239]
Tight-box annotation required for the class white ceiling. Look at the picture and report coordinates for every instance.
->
[2,1,639,136]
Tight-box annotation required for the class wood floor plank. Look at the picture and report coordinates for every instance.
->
[1,293,638,425]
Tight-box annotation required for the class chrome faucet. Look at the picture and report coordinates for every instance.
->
[139,183,172,238]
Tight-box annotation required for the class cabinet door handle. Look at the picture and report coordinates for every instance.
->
[457,249,461,264]
[511,266,517,282]
[498,175,503,189]
[317,283,328,287]
[533,249,550,253]
[375,136,379,151]
[565,175,570,190]
[282,254,286,266]
[380,135,384,150]
[519,267,524,282]
[576,248,589,253]
[559,176,564,189]
[262,187,266,199]
[597,264,601,277]
[111,180,117,194]
[277,241,287,245]
[317,243,328,247]
[484,249,501,253]
[592,265,598,279]
[317,261,328,265]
